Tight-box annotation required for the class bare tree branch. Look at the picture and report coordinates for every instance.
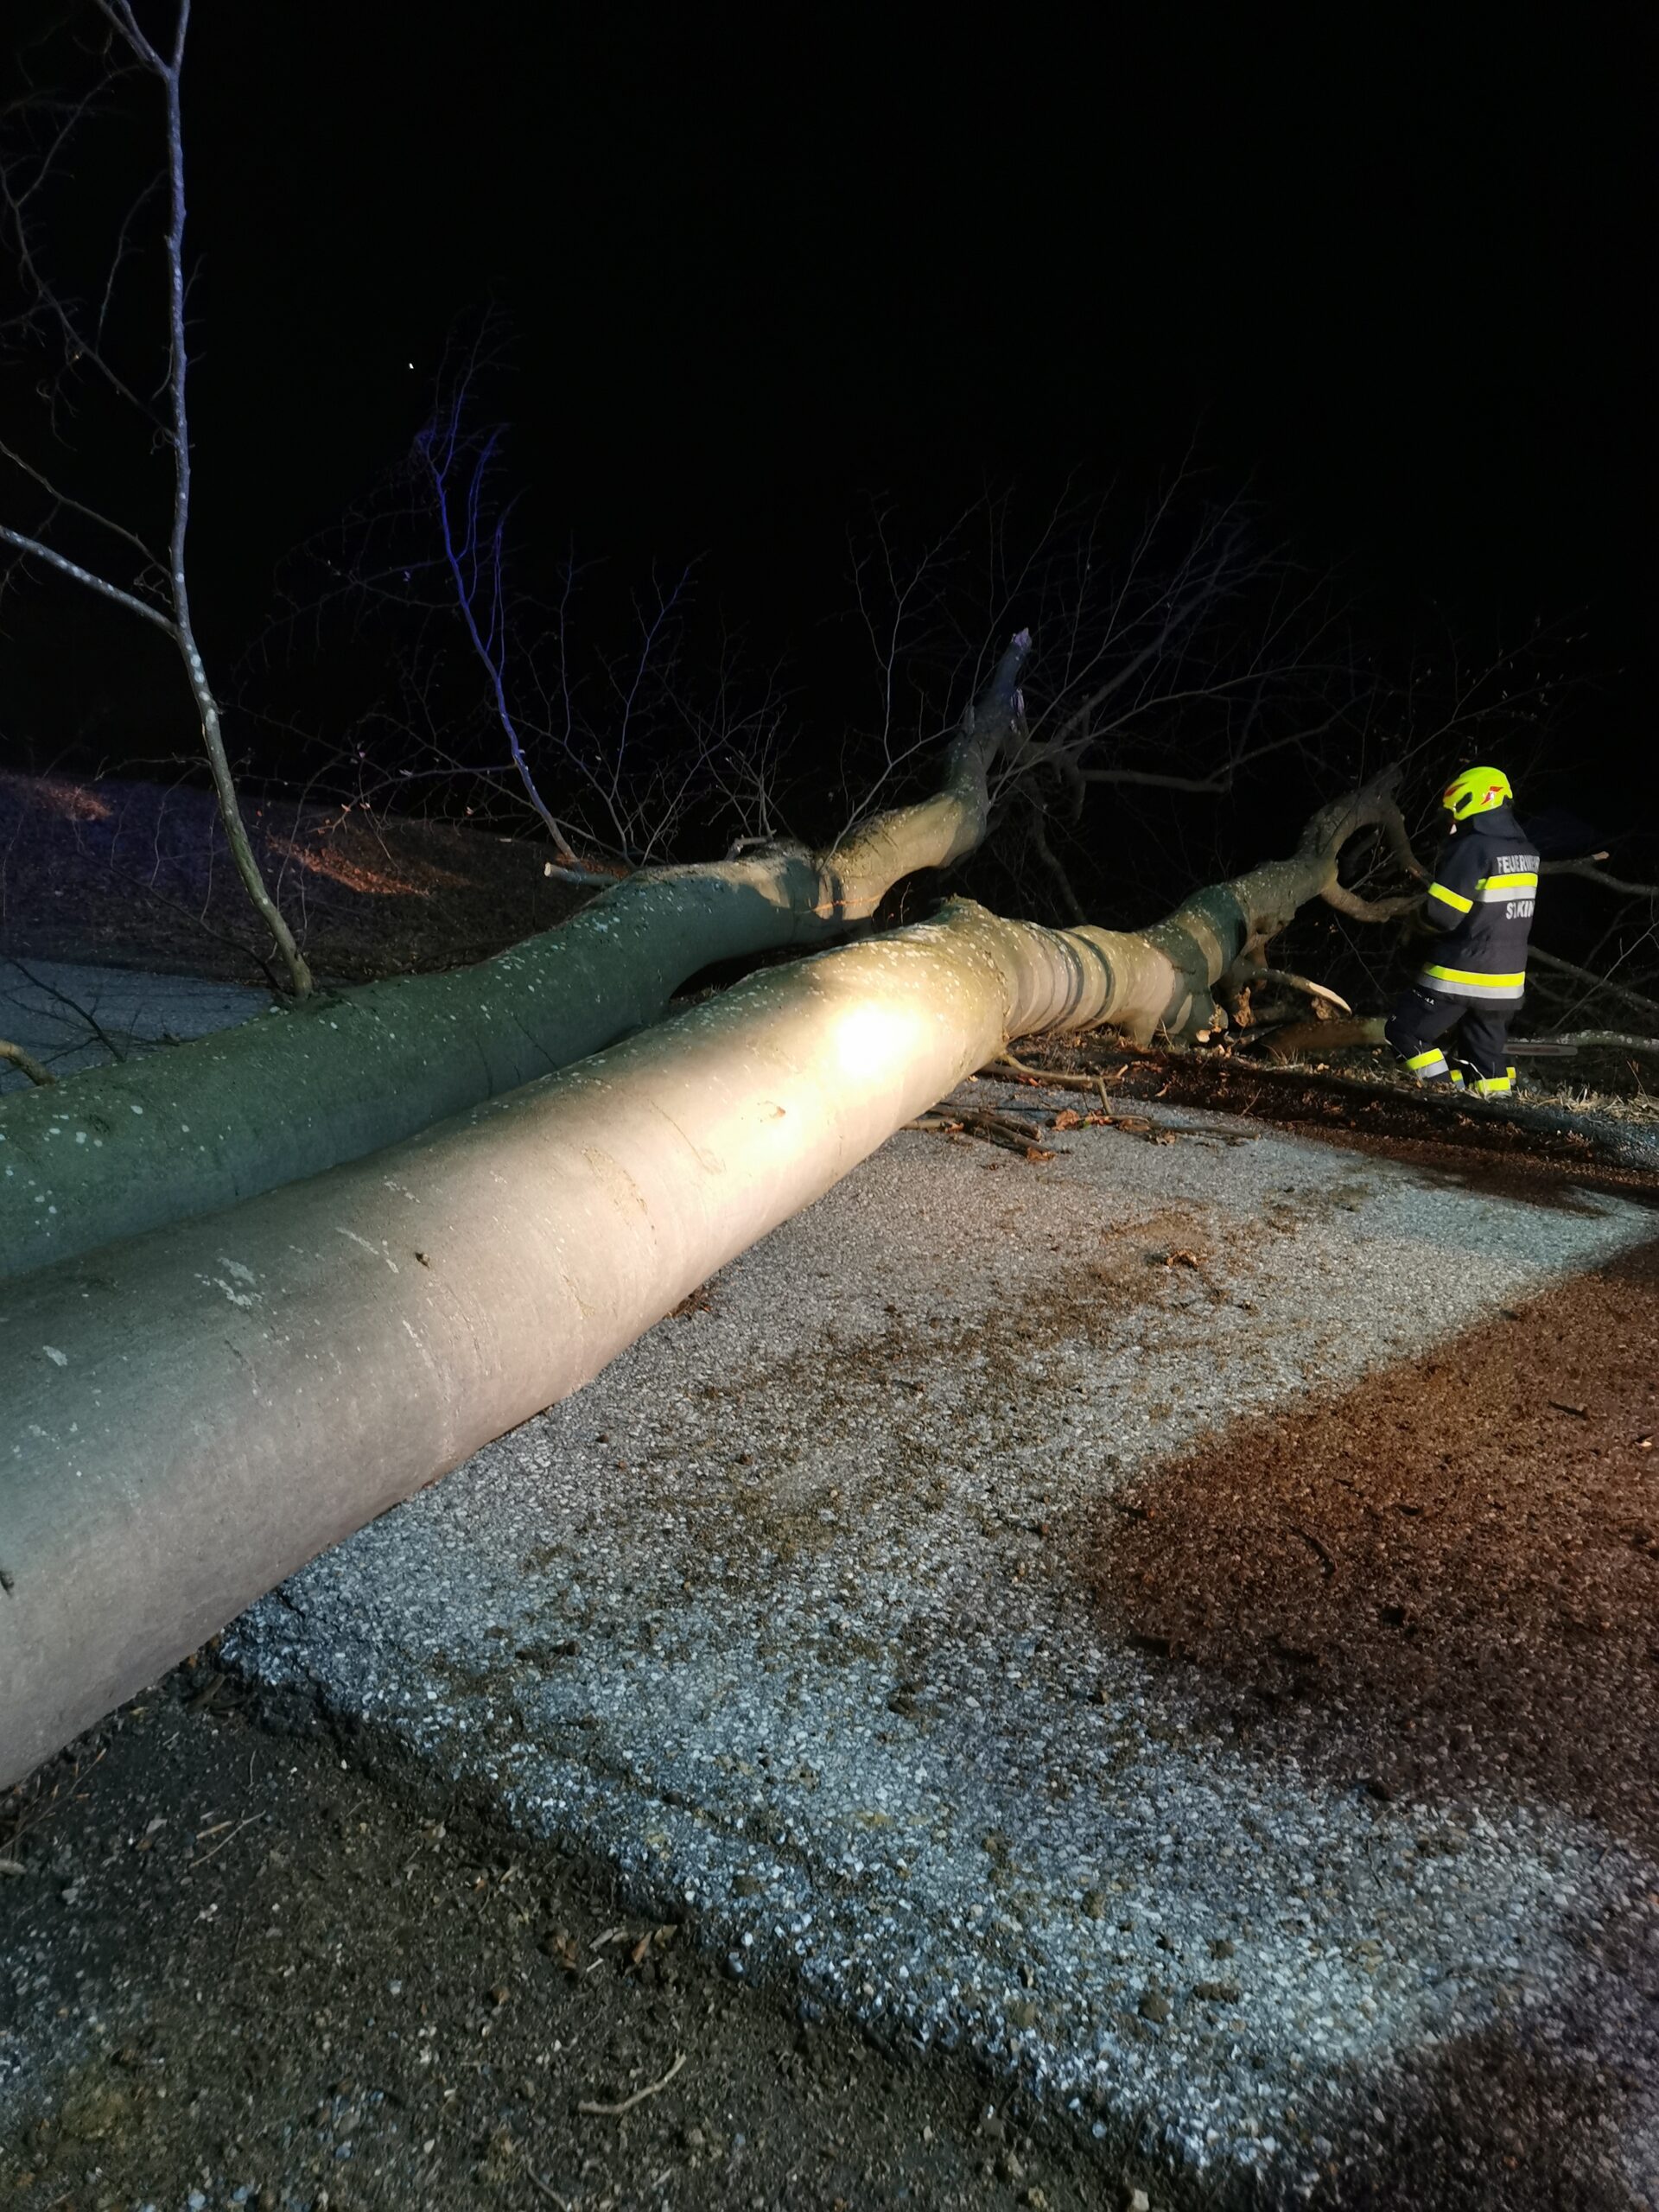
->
[0,435,163,569]
[0,1038,54,1086]
[412,401,582,865]
[1529,947,1659,1019]
[1319,880,1421,921]
[1542,860,1659,899]
[0,520,175,632]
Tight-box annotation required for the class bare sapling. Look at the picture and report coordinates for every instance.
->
[0,0,311,995]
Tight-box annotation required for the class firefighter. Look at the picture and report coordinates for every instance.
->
[1383,766,1539,1096]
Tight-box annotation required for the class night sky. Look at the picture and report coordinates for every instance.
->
[1,6,1652,775]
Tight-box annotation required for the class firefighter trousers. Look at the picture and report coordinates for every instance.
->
[1384,984,1516,1085]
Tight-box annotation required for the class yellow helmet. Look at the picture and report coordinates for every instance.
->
[1441,766,1512,822]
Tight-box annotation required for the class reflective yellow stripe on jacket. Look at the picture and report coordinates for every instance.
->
[1418,963,1526,1001]
[1473,872,1538,903]
[1427,880,1472,913]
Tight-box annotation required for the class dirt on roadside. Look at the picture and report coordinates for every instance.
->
[0,773,591,985]
[0,1674,1142,2212]
[1084,1236,1659,1853]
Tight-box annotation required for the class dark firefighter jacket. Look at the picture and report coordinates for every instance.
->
[1415,804,1540,1003]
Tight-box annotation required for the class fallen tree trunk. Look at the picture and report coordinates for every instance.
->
[1,778,1400,1784]
[0,639,1035,1281]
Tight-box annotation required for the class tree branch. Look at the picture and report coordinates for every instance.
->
[0,522,176,633]
[0,437,162,569]
[1541,860,1659,899]
[1241,967,1353,1015]
[1021,794,1086,923]
[0,1039,54,1087]
[1529,947,1659,1019]
[1319,881,1421,921]
[93,0,169,76]
[1542,1030,1659,1058]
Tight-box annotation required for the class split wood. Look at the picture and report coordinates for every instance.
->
[578,2050,687,2117]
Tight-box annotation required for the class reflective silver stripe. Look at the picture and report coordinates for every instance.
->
[1416,969,1525,1002]
[1471,874,1537,903]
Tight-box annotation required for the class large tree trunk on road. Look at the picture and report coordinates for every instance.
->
[0,640,1034,1281]
[0,775,1399,1785]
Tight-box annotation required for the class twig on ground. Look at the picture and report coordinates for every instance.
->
[186,1813,258,1868]
[1,1748,105,1854]
[910,1103,1061,1160]
[989,1054,1100,1088]
[520,2152,571,2209]
[1092,1106,1254,1146]
[1289,1525,1336,1577]
[578,2050,687,2117]
[1148,1121,1259,1145]
[988,1052,1146,1088]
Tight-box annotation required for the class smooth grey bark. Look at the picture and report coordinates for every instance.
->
[0,768,1401,1785]
[0,635,1033,1281]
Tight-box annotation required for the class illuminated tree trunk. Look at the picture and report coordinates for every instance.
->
[0,772,1402,1785]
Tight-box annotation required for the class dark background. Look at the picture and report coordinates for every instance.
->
[1,6,1652,788]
